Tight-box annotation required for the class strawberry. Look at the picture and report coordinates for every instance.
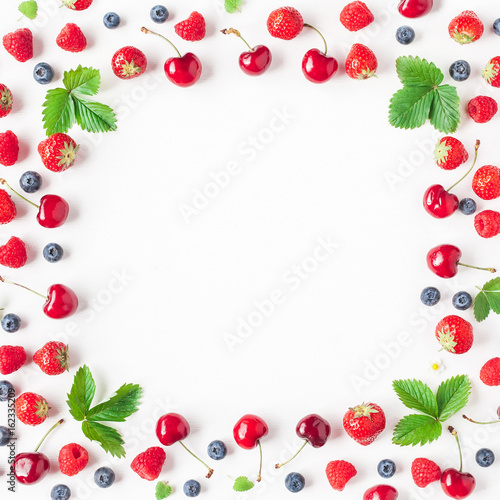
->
[325,460,357,491]
[411,458,441,488]
[472,165,500,200]
[434,137,469,171]
[436,315,473,354]
[0,189,16,224]
[130,447,166,481]
[0,84,13,118]
[174,12,206,42]
[33,341,69,375]
[474,210,500,239]
[480,357,500,386]
[3,28,33,62]
[267,7,304,40]
[0,237,27,269]
[56,23,87,53]
[60,0,93,10]
[483,57,500,88]
[0,345,26,375]
[448,11,484,45]
[340,2,374,32]
[15,392,49,426]
[38,133,79,173]
[0,130,19,166]
[345,44,377,79]
[342,403,386,445]
[59,443,89,476]
[111,46,148,80]
[468,96,498,124]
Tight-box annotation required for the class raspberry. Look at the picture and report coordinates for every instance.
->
[0,236,27,268]
[411,457,441,488]
[130,447,166,481]
[0,130,19,166]
[325,460,357,491]
[472,165,500,200]
[480,357,500,386]
[2,29,33,62]
[174,12,206,42]
[56,23,87,53]
[59,443,89,476]
[468,96,498,123]
[474,210,500,238]
[0,345,26,375]
[0,189,16,224]
[267,7,304,40]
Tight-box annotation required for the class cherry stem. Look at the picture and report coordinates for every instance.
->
[141,27,182,58]
[303,24,328,55]
[0,276,47,300]
[448,426,463,473]
[221,28,253,52]
[0,178,39,209]
[34,419,64,453]
[256,440,263,482]
[275,440,307,469]
[446,140,480,192]
[458,263,496,273]
[178,441,214,478]
[463,414,500,425]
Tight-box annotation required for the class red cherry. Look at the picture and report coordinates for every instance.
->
[233,414,269,450]
[302,49,338,83]
[398,0,433,18]
[423,185,459,218]
[363,484,399,500]
[156,413,190,446]
[37,195,69,228]
[43,284,78,319]
[164,53,202,87]
[239,45,272,76]
[296,413,330,448]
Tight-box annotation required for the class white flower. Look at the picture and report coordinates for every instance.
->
[429,359,445,374]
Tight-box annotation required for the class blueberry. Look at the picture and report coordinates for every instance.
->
[1,313,21,333]
[150,5,169,23]
[396,26,415,45]
[494,18,500,36]
[0,380,14,401]
[449,60,471,82]
[43,243,64,263]
[183,479,201,497]
[377,459,396,478]
[476,448,495,467]
[33,62,54,85]
[207,440,227,460]
[94,467,115,488]
[285,472,305,493]
[0,426,10,446]
[19,171,42,194]
[421,287,440,306]
[51,484,71,500]
[453,291,473,311]
[459,198,477,215]
[103,12,120,29]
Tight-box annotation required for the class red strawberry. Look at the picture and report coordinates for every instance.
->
[0,237,27,269]
[2,28,33,62]
[111,46,147,80]
[434,137,468,171]
[483,57,500,88]
[38,133,79,173]
[474,210,500,238]
[468,96,498,124]
[411,458,441,488]
[33,341,69,375]
[130,447,166,481]
[59,443,89,476]
[345,44,377,79]
[0,189,16,224]
[480,358,500,386]
[56,23,87,53]
[343,403,386,445]
[0,131,19,166]
[174,12,206,42]
[448,11,484,45]
[60,0,93,10]
[472,165,500,200]
[0,85,13,118]
[0,345,26,375]
[325,460,357,491]
[15,392,49,426]
[340,2,374,32]
[267,7,304,40]
[435,315,473,354]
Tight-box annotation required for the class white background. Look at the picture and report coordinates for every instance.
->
[1,0,500,498]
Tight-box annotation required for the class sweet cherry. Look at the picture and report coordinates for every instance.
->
[363,484,399,500]
[301,25,338,84]
[398,0,433,18]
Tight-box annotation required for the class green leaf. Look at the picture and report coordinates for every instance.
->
[389,86,434,130]
[156,482,172,499]
[82,421,126,458]
[392,414,442,446]
[225,0,242,13]
[18,0,38,20]
[233,476,254,492]
[474,291,490,322]
[87,383,142,422]
[429,85,461,133]
[42,88,75,135]
[436,375,471,421]
[396,56,443,87]
[73,97,117,133]
[393,379,439,418]
[63,65,101,96]
[482,277,500,314]
[66,365,95,421]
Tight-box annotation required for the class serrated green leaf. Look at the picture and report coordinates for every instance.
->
[63,65,101,96]
[233,476,254,492]
[225,0,242,13]
[392,414,442,446]
[396,56,444,87]
[18,0,37,20]
[156,482,172,499]
[482,277,500,292]
[474,291,490,322]
[42,88,75,135]
[393,379,439,418]
[73,97,117,133]
[67,365,96,421]
[389,86,434,130]
[82,421,126,458]
[429,85,461,133]
[87,383,142,422]
[436,375,471,421]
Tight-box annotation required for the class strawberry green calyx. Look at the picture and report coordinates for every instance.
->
[437,329,458,353]
[350,403,379,419]
[0,89,12,112]
[57,141,80,170]
[34,399,50,419]
[451,30,476,45]
[118,61,144,78]
[483,58,500,86]
[60,0,78,9]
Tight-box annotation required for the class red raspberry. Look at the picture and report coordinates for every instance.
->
[434,137,469,170]
[0,236,27,268]
[174,12,206,42]
[0,345,26,375]
[0,130,19,166]
[15,392,49,426]
[325,460,357,491]
[0,189,16,224]
[267,7,304,40]
[474,210,500,238]
[56,23,87,53]
[59,443,89,476]
[480,357,500,386]
[411,458,441,488]
[0,84,13,118]
[472,165,500,200]
[33,341,69,375]
[340,2,374,32]
[2,28,33,62]
[468,96,498,123]
[130,447,166,481]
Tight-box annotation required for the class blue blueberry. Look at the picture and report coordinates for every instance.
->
[494,18,500,36]
[421,287,440,306]
[0,426,10,446]
[453,291,473,311]
[43,243,64,263]
[103,12,120,29]
[94,467,115,488]
[459,198,477,215]
[0,380,14,402]
[285,472,305,493]
[33,62,54,84]
[476,448,495,467]
[183,480,201,497]
[396,26,415,45]
[150,5,169,23]
[207,440,227,460]
[19,170,42,194]
[51,484,71,500]
[377,459,396,478]
[1,313,21,333]
[449,60,471,82]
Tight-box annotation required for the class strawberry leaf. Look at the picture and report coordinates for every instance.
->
[86,383,142,422]
[73,98,117,133]
[393,379,438,418]
[474,290,490,322]
[63,65,100,96]
[233,476,254,492]
[436,375,471,421]
[66,365,95,421]
[225,0,242,13]
[18,0,38,20]
[392,414,442,446]
[156,481,172,499]
[42,89,75,136]
[389,86,434,130]
[429,85,461,133]
[82,420,126,458]
[396,55,443,87]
